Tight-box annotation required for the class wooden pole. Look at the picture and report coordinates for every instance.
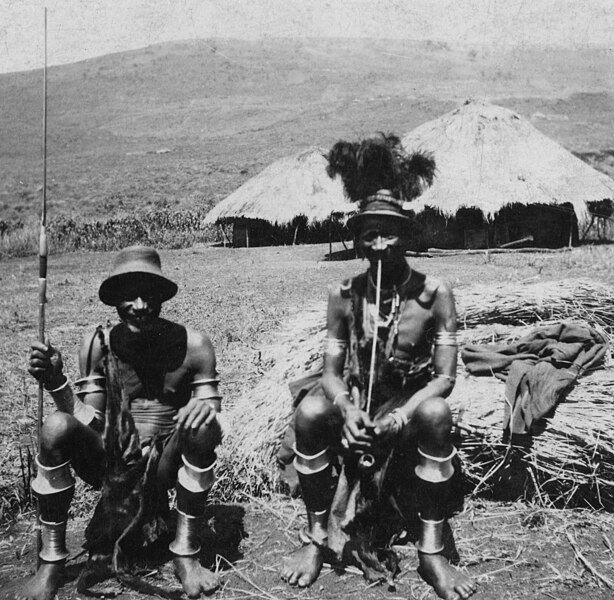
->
[36,6,49,564]
[328,216,332,257]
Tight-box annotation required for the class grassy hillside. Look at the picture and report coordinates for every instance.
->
[1,38,613,231]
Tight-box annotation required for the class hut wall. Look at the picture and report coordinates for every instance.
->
[230,217,348,247]
[406,204,579,251]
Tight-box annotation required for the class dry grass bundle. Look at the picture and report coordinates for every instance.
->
[453,366,614,510]
[457,279,614,333]
[218,278,614,508]
[216,303,327,500]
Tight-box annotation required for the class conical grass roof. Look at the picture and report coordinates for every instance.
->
[401,100,614,225]
[204,147,353,227]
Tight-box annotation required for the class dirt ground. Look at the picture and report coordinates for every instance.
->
[2,498,614,600]
[2,244,614,599]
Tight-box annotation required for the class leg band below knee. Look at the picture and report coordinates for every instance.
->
[414,447,456,483]
[297,463,335,514]
[31,456,75,495]
[293,445,330,475]
[169,509,203,556]
[32,456,75,522]
[177,455,216,494]
[39,519,70,562]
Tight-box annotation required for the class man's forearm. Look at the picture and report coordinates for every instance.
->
[321,372,354,415]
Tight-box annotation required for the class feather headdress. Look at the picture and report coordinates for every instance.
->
[326,133,436,212]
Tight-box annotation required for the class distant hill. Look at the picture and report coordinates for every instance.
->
[1,38,613,224]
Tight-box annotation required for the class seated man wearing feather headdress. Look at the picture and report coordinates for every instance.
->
[21,246,222,600]
[280,135,477,600]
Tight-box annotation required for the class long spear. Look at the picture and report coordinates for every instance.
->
[36,6,48,562]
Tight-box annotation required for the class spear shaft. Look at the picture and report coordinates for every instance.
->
[36,6,48,563]
[358,258,382,471]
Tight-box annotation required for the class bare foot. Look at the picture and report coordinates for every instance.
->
[281,543,324,587]
[15,562,64,600]
[173,556,219,598]
[417,553,477,600]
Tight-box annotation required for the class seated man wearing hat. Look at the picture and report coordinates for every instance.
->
[281,136,477,600]
[22,246,222,600]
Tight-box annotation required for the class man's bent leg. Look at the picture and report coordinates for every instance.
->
[18,412,103,600]
[281,394,342,588]
[412,397,476,600]
[168,420,221,598]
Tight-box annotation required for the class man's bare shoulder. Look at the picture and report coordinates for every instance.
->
[185,327,216,362]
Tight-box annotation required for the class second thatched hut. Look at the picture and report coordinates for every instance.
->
[203,148,352,247]
[401,100,614,249]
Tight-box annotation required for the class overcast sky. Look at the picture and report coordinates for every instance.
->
[1,0,613,74]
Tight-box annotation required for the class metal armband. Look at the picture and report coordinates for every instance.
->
[323,337,347,358]
[433,372,456,384]
[191,378,222,402]
[74,374,106,399]
[433,331,458,347]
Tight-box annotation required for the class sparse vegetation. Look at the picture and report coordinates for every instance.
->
[0,208,219,258]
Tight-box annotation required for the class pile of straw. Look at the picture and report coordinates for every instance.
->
[218,279,614,509]
[457,279,614,334]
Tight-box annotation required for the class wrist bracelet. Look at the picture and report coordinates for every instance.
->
[333,391,350,406]
[45,376,69,393]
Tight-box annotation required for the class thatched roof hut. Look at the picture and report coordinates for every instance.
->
[401,100,614,248]
[203,148,353,246]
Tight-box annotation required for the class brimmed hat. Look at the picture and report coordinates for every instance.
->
[98,246,178,306]
[347,190,412,232]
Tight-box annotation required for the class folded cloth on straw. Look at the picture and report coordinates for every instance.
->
[461,322,608,436]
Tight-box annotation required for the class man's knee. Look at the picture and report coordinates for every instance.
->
[413,397,452,435]
[295,395,336,433]
[40,411,76,455]
[182,418,222,458]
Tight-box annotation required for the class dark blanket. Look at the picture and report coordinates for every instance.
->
[461,322,608,436]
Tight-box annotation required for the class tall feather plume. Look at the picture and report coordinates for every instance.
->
[327,133,436,207]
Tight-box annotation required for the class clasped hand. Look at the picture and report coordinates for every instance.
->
[174,398,219,432]
[342,407,400,452]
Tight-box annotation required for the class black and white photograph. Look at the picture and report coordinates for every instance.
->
[1,2,614,599]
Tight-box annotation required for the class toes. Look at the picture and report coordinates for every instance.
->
[297,574,312,587]
[456,583,474,599]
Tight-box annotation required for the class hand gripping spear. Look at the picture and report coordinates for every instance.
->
[35,7,49,562]
[357,257,382,471]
